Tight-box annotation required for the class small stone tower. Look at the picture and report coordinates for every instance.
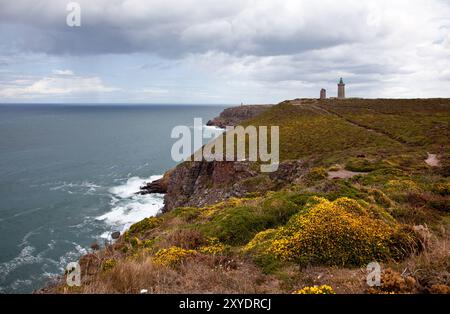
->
[320,89,327,99]
[338,78,345,99]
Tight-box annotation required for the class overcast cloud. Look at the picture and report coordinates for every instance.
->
[0,0,450,103]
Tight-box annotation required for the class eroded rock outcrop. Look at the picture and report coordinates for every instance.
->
[159,159,306,211]
[206,105,272,128]
[138,169,173,195]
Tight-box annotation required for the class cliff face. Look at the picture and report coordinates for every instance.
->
[141,159,306,211]
[206,105,272,128]
[162,160,305,211]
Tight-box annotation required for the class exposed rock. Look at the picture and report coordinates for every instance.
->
[206,105,272,128]
[139,179,166,194]
[162,159,306,212]
[139,169,173,195]
[111,231,120,240]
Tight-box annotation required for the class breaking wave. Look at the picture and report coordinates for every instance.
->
[96,175,164,238]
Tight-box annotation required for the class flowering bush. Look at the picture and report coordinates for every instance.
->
[293,285,335,294]
[247,197,417,266]
[244,229,277,253]
[198,237,227,255]
[153,246,196,267]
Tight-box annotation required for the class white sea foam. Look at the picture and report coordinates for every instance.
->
[96,175,165,238]
[0,175,165,291]
[0,246,43,280]
[203,125,225,133]
[108,175,162,198]
[56,243,88,271]
[50,181,101,195]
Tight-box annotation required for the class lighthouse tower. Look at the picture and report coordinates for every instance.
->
[338,78,345,99]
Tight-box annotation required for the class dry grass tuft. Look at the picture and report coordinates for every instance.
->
[59,254,281,294]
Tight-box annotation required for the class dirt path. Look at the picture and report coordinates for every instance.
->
[328,169,368,179]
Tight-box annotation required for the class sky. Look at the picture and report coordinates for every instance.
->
[0,0,450,104]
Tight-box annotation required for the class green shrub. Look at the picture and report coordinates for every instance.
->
[130,237,142,248]
[306,167,328,183]
[318,180,367,201]
[202,206,269,245]
[201,193,300,245]
[128,217,162,236]
[243,229,282,273]
[172,207,202,222]
[368,188,394,208]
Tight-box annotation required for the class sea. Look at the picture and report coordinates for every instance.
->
[0,104,226,293]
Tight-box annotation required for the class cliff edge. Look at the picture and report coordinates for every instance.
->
[206,104,272,128]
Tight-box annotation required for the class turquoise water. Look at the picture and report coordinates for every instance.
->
[0,104,226,293]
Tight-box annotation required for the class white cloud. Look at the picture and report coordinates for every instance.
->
[1,0,448,57]
[1,0,450,101]
[0,72,118,99]
[52,69,74,76]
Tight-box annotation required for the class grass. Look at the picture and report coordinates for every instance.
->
[243,102,405,162]
[200,192,300,245]
[317,99,450,148]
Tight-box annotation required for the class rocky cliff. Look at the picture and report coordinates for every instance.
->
[161,159,305,211]
[141,159,306,211]
[206,104,272,128]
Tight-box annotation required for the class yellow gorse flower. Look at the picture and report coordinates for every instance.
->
[153,246,196,267]
[198,237,227,255]
[293,285,335,294]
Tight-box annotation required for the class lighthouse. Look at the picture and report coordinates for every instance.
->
[338,78,345,99]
